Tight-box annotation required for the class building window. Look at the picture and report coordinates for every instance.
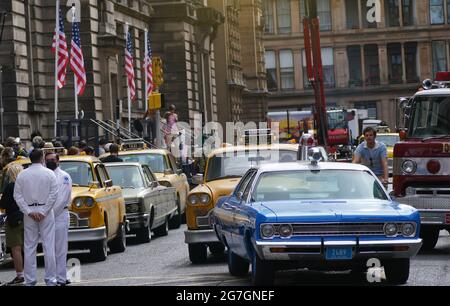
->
[405,42,419,83]
[364,44,380,86]
[385,0,400,27]
[277,0,291,34]
[347,46,362,87]
[303,48,334,88]
[263,0,274,34]
[432,41,447,76]
[299,0,332,31]
[265,50,277,91]
[354,101,378,119]
[430,0,444,24]
[403,0,415,26]
[279,50,294,90]
[387,43,403,84]
[346,0,360,29]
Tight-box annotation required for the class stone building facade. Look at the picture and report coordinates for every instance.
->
[262,0,450,129]
[0,0,222,142]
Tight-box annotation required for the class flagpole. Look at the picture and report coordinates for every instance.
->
[71,6,79,121]
[125,23,131,133]
[54,0,60,139]
[144,29,148,113]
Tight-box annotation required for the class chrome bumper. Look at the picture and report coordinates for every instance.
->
[126,213,150,230]
[68,226,107,242]
[184,229,219,244]
[396,195,450,225]
[255,239,422,261]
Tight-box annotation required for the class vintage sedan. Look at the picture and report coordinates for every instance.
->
[185,143,298,264]
[104,162,177,243]
[102,146,189,229]
[213,156,422,285]
[0,156,127,262]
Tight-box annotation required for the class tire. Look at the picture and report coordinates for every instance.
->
[169,198,182,229]
[154,216,169,237]
[90,238,108,262]
[209,243,225,255]
[384,258,410,284]
[228,249,249,277]
[109,222,126,253]
[188,243,207,264]
[420,227,440,251]
[251,251,274,286]
[136,222,152,244]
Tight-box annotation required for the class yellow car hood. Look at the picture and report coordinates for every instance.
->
[71,186,92,199]
[203,178,241,199]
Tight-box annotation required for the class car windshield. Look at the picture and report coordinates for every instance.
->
[105,165,145,188]
[377,135,400,147]
[205,149,297,182]
[120,153,168,173]
[59,161,94,186]
[253,170,387,201]
[409,96,450,137]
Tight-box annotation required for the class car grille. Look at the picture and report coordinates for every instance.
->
[276,223,386,236]
[69,212,89,228]
[196,212,213,229]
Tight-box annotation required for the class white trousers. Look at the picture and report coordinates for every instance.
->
[24,211,56,286]
[55,210,69,283]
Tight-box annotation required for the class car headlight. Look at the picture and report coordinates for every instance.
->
[84,197,95,208]
[278,224,293,238]
[126,203,140,213]
[384,223,398,236]
[199,194,211,204]
[261,224,275,239]
[188,194,199,205]
[73,197,84,208]
[401,223,416,237]
[401,160,417,174]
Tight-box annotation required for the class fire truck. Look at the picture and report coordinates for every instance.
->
[393,72,450,250]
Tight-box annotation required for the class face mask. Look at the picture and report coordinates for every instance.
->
[46,161,58,170]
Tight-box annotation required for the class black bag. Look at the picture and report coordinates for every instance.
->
[7,210,23,228]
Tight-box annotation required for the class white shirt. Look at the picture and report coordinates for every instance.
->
[53,168,72,217]
[14,163,58,216]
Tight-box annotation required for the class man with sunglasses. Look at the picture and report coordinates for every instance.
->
[353,126,389,188]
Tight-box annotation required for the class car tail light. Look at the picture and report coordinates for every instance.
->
[427,159,441,174]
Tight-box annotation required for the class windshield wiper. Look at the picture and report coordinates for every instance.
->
[207,175,241,182]
[422,135,450,142]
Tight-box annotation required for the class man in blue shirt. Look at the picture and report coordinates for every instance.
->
[353,126,389,187]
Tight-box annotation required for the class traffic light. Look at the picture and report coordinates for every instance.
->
[148,92,163,110]
[152,56,164,87]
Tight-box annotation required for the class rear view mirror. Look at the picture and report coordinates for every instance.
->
[176,169,183,175]
[104,180,113,188]
[192,174,203,185]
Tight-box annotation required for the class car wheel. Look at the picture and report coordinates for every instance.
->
[251,250,274,286]
[209,243,225,255]
[155,216,169,237]
[169,198,182,229]
[383,258,410,284]
[188,243,207,264]
[109,222,126,253]
[136,221,152,244]
[90,238,108,262]
[420,227,439,251]
[228,249,249,277]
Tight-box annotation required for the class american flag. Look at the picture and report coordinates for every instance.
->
[125,29,136,101]
[70,21,86,95]
[52,8,69,89]
[144,34,153,98]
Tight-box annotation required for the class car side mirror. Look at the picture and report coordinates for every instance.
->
[164,169,174,175]
[176,169,183,175]
[151,181,158,188]
[192,174,203,185]
[104,180,113,188]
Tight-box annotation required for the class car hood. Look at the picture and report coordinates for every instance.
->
[259,199,407,222]
[121,187,147,201]
[71,186,92,199]
[204,178,241,198]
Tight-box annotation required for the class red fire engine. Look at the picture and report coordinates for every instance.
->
[393,72,450,250]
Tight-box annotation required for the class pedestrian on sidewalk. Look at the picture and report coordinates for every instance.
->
[13,149,59,286]
[0,163,25,285]
[45,152,72,286]
[164,104,178,149]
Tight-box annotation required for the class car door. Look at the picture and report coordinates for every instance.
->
[232,170,257,257]
[142,165,165,227]
[167,153,188,206]
[95,164,120,238]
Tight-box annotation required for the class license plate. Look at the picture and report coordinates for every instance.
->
[446,214,450,225]
[326,247,353,260]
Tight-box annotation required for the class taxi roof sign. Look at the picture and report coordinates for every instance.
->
[121,139,147,151]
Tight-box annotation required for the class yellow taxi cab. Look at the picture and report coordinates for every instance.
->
[102,141,190,229]
[184,142,299,264]
[1,155,127,262]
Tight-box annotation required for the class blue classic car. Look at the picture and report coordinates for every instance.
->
[213,154,422,285]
